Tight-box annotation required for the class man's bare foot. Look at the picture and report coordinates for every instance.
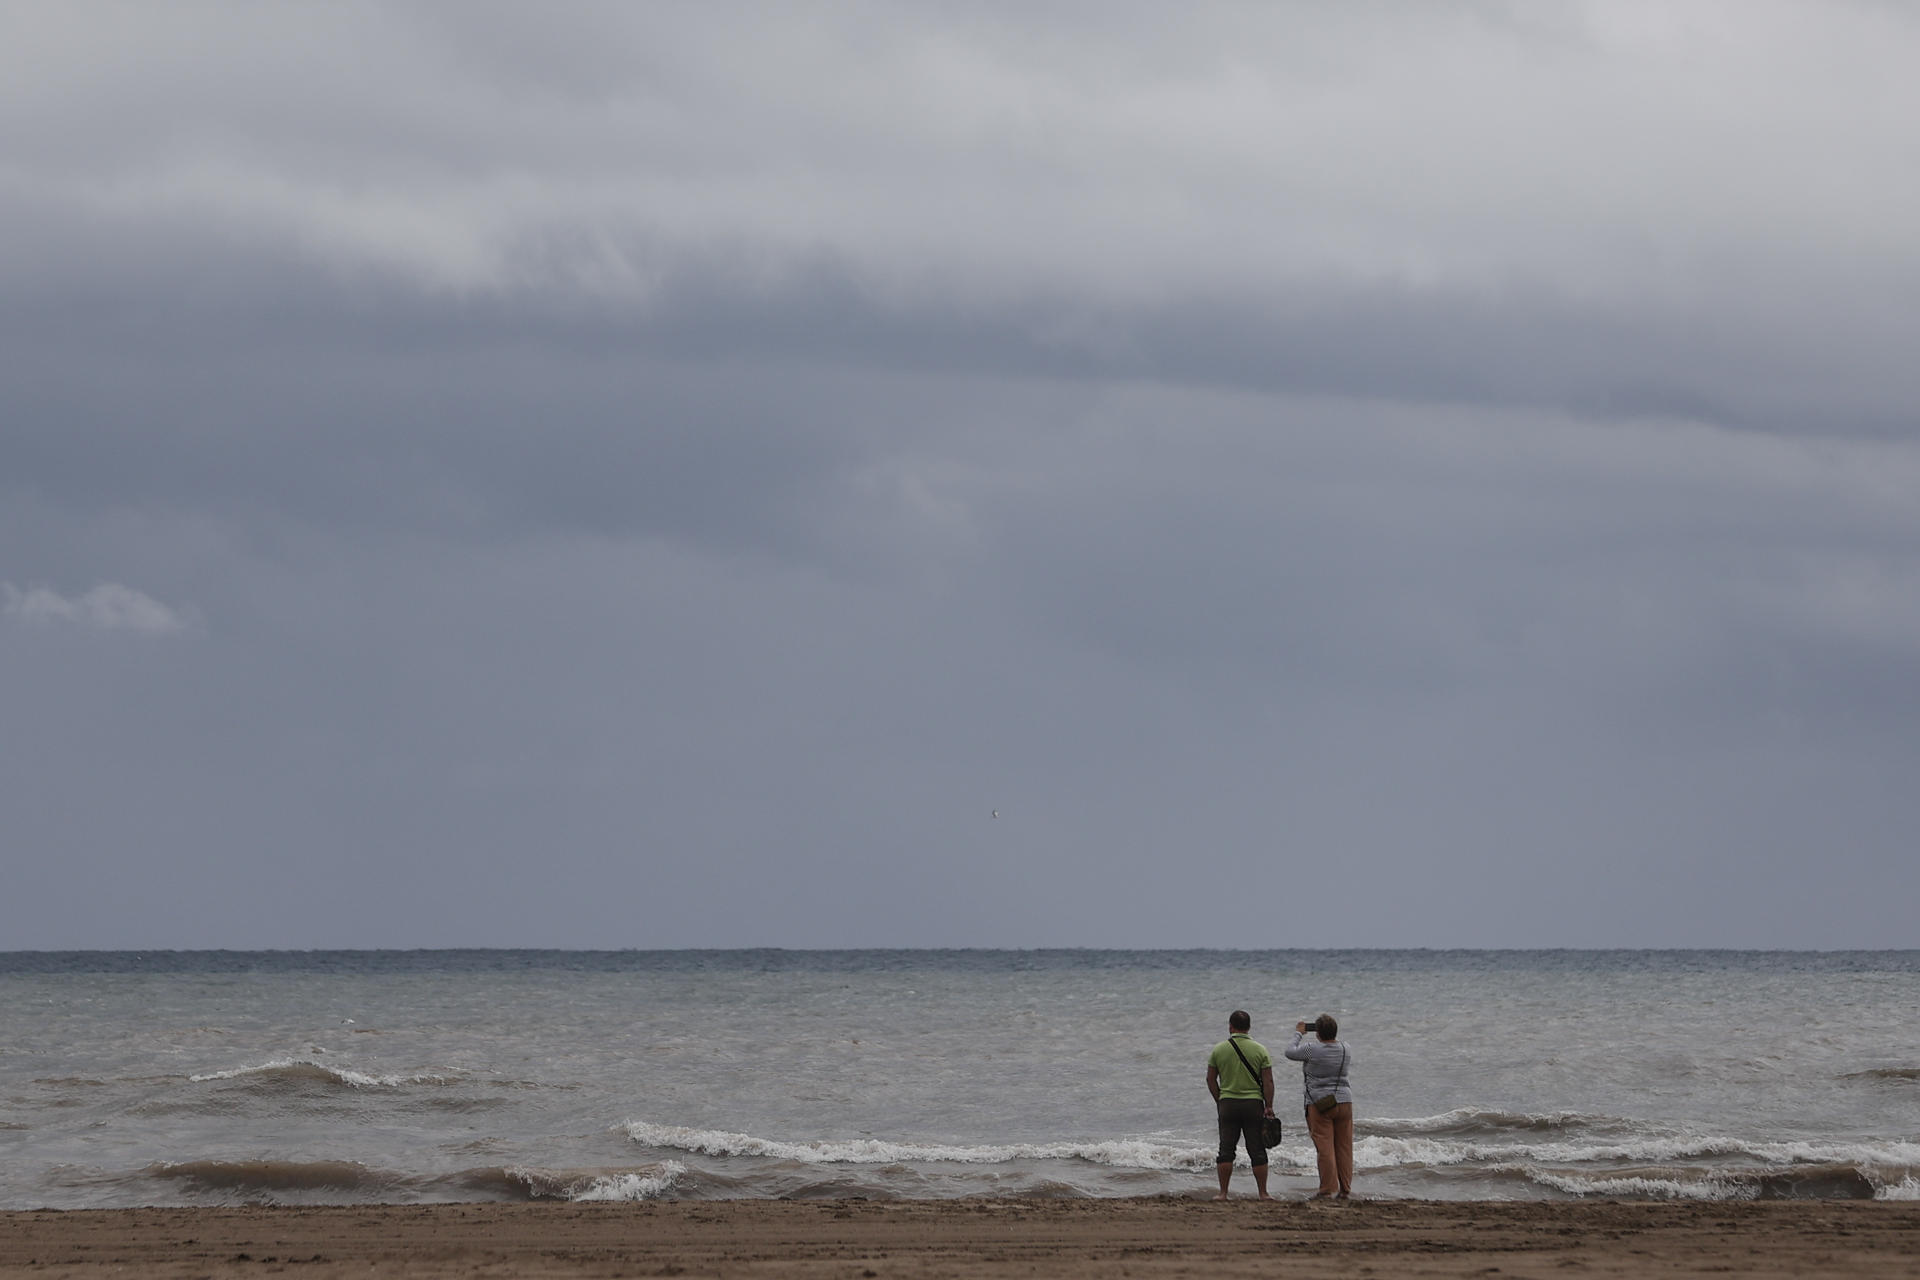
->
[1212,1192,1230,1201]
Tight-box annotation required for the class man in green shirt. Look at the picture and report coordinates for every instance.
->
[1205,1010,1276,1200]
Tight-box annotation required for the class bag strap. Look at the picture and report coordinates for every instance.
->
[1226,1036,1265,1092]
[1308,1041,1347,1096]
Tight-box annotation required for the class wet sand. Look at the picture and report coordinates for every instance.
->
[4,1198,1919,1279]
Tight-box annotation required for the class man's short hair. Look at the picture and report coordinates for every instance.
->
[1315,1013,1338,1041]
[1229,1010,1251,1032]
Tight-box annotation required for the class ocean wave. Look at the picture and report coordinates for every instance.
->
[91,1138,1920,1206]
[620,1122,1221,1172]
[142,1158,690,1205]
[188,1059,460,1089]
[148,1159,400,1193]
[620,1120,1920,1199]
[455,1163,687,1202]
[1366,1108,1627,1137]
[1511,1161,1886,1201]
[1351,1132,1920,1172]
[1518,1168,1762,1201]
[1841,1067,1920,1082]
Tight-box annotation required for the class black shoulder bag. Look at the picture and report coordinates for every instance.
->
[1227,1037,1282,1146]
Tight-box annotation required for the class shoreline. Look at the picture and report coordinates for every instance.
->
[5,1199,1920,1279]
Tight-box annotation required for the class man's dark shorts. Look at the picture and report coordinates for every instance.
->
[1216,1096,1267,1165]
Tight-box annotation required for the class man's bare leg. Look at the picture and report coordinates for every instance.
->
[1253,1163,1271,1199]
[1215,1161,1233,1199]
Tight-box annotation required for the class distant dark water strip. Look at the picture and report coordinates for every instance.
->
[4,948,1918,976]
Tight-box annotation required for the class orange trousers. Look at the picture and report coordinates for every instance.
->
[1303,1101,1354,1196]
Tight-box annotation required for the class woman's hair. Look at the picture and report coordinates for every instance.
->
[1315,1014,1338,1041]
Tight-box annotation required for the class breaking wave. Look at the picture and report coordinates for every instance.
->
[142,1159,686,1204]
[475,1163,687,1202]
[618,1122,1217,1171]
[624,1120,1920,1177]
[70,1124,1920,1206]
[188,1060,460,1089]
[1350,1132,1920,1171]
[618,1120,1920,1201]
[1365,1109,1629,1137]
[1513,1162,1890,1201]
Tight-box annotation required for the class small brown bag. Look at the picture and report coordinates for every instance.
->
[1310,1044,1349,1114]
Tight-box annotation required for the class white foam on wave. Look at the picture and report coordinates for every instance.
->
[1367,1108,1619,1134]
[620,1121,1920,1191]
[505,1161,687,1202]
[620,1122,1220,1171]
[189,1059,458,1089]
[570,1163,688,1202]
[1877,1175,1920,1201]
[622,1128,1912,1189]
[1353,1133,1920,1171]
[1517,1168,1760,1202]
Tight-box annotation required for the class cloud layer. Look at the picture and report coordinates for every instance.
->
[3,2,1917,948]
[2,583,192,634]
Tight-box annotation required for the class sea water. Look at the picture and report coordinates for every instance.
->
[2,949,1916,1208]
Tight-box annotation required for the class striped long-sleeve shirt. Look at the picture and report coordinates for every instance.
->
[1284,1032,1352,1108]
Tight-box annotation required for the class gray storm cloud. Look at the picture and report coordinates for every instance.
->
[2,2,1917,949]
[8,3,1918,433]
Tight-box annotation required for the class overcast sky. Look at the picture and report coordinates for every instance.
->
[5,2,1918,949]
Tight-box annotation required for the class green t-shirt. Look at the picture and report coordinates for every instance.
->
[1208,1034,1272,1100]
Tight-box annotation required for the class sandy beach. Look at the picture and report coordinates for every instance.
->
[4,1198,1918,1279]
